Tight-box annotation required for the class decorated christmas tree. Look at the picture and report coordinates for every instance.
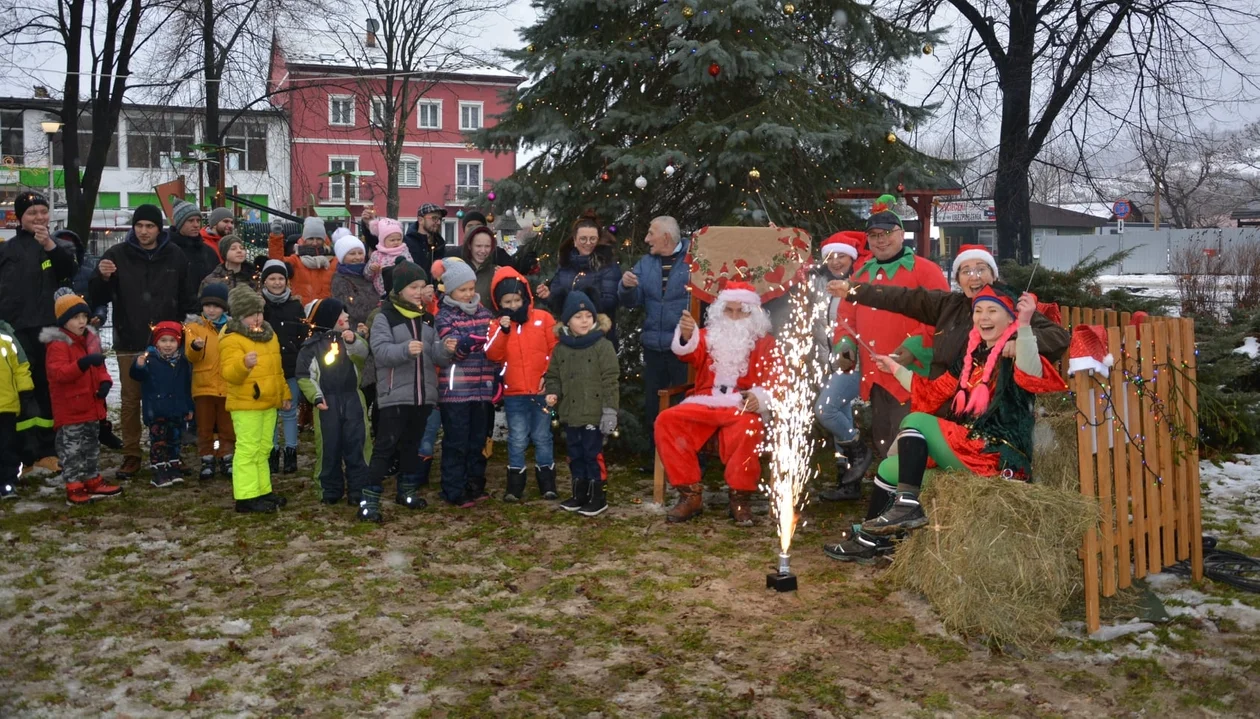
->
[473,0,951,242]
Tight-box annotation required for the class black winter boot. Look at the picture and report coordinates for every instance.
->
[820,436,871,502]
[560,477,590,512]
[199,456,215,481]
[269,448,280,474]
[395,476,427,509]
[358,488,383,523]
[236,496,278,514]
[283,447,297,474]
[218,455,233,479]
[467,476,489,502]
[503,467,528,502]
[99,419,123,450]
[535,464,558,500]
[577,480,607,517]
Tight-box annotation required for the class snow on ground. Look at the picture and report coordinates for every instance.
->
[1097,274,1181,316]
[1199,454,1260,537]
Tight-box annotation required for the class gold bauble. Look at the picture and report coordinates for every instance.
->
[886,132,898,144]
[922,44,933,55]
[526,44,536,53]
[682,5,694,17]
[516,102,525,112]
[748,168,761,180]
[783,3,796,13]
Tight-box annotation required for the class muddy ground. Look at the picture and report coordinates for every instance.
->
[2,440,1258,718]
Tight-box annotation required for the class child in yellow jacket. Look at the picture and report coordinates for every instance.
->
[186,283,235,481]
[219,285,291,514]
[0,319,34,500]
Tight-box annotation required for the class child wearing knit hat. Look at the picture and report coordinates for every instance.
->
[38,295,121,505]
[259,259,308,474]
[129,321,195,488]
[185,282,236,480]
[219,285,291,514]
[267,216,337,303]
[199,235,257,293]
[364,217,413,299]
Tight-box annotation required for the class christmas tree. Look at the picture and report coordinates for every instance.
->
[474,0,950,242]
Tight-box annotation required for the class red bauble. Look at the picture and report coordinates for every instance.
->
[897,182,905,193]
[708,62,721,77]
[600,171,610,182]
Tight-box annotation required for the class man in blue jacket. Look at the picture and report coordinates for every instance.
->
[618,216,690,471]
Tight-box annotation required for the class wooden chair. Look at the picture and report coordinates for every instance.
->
[652,292,702,505]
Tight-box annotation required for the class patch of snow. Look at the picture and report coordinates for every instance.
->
[218,619,252,636]
[1199,455,1260,536]
[384,551,410,570]
[1089,621,1156,642]
[1233,337,1260,359]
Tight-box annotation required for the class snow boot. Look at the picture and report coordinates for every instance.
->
[259,492,287,509]
[170,458,187,477]
[560,477,590,512]
[467,476,489,502]
[269,449,279,474]
[98,419,123,450]
[358,488,383,523]
[150,463,178,488]
[862,492,928,535]
[395,476,427,510]
[536,463,558,500]
[84,475,122,499]
[219,455,233,479]
[728,490,754,527]
[200,456,216,481]
[666,483,704,524]
[235,496,277,514]
[577,480,608,517]
[820,437,871,502]
[283,447,297,474]
[502,467,528,503]
[65,481,96,506]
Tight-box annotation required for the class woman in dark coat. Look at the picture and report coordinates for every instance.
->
[535,215,622,344]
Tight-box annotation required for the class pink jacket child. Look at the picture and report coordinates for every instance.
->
[365,217,414,297]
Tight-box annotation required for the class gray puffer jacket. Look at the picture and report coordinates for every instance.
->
[370,301,452,409]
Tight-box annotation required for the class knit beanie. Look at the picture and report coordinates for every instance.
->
[228,285,265,318]
[302,216,327,240]
[372,217,404,242]
[54,293,89,326]
[14,191,48,222]
[561,290,596,323]
[334,235,365,264]
[172,200,200,232]
[440,257,476,292]
[132,203,164,227]
[305,297,345,331]
[208,207,233,227]
[462,211,487,228]
[260,259,289,283]
[391,259,428,293]
[199,282,229,310]
[493,275,528,306]
[218,233,245,260]
[150,320,183,345]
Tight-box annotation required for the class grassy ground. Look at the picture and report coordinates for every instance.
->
[2,437,1258,718]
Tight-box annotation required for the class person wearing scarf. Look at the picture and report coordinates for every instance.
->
[185,283,236,481]
[268,217,338,303]
[824,286,1067,562]
[259,260,308,475]
[363,217,413,298]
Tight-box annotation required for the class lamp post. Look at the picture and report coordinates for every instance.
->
[40,120,63,216]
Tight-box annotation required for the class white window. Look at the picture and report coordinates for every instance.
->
[459,101,483,131]
[417,100,442,129]
[398,157,420,187]
[370,97,388,126]
[455,160,482,201]
[328,157,359,201]
[443,218,459,246]
[329,95,355,126]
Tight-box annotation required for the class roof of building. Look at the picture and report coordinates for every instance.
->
[1231,199,1260,220]
[0,96,284,118]
[273,30,523,84]
[1029,202,1110,228]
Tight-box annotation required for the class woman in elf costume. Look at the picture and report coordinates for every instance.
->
[824,286,1066,562]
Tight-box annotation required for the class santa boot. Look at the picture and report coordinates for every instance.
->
[560,477,590,512]
[666,483,704,524]
[84,475,122,499]
[535,463,558,500]
[728,490,754,527]
[502,467,527,503]
[65,481,95,506]
[821,437,870,502]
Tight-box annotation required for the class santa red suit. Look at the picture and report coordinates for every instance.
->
[655,283,777,491]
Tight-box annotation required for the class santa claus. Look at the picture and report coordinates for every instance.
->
[657,281,777,526]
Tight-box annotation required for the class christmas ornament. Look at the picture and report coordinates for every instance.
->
[708,62,721,77]
[456,210,465,219]
[922,44,933,55]
[783,3,795,13]
[486,212,495,223]
[516,102,525,112]
[532,220,544,231]
[748,168,761,180]
[903,120,913,132]
[897,182,905,193]
[885,132,897,144]
[682,5,694,17]
[600,171,610,182]
[487,191,496,201]
[664,163,676,177]
[527,43,536,53]
[634,175,648,190]
[608,224,617,234]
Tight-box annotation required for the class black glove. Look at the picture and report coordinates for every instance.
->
[78,353,106,371]
[516,249,540,276]
[96,380,112,399]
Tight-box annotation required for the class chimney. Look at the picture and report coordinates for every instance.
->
[365,18,379,48]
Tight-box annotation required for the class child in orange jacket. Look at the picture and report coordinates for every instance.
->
[483,266,558,501]
[268,217,337,302]
[185,282,235,480]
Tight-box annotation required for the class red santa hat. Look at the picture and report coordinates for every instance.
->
[820,232,859,260]
[716,280,761,308]
[952,244,999,280]
[1037,301,1062,327]
[1067,324,1114,376]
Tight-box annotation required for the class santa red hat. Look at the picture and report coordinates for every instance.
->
[1037,301,1062,327]
[1067,324,1114,376]
[952,244,998,280]
[820,232,859,260]
[717,280,761,308]
[150,320,183,344]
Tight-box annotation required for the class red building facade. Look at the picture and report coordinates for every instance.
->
[268,32,521,244]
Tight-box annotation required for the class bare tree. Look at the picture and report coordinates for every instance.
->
[1129,122,1252,228]
[1,0,175,238]
[891,0,1258,262]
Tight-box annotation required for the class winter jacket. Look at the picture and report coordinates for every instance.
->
[331,270,380,331]
[469,258,497,306]
[170,230,221,295]
[0,320,34,415]
[484,267,558,396]
[618,239,691,352]
[364,244,413,298]
[200,229,225,263]
[268,232,336,302]
[0,228,79,332]
[129,349,194,425]
[543,315,619,427]
[811,265,849,368]
[371,299,452,409]
[548,248,621,341]
[184,315,228,398]
[848,282,1072,382]
[296,330,369,404]
[89,230,198,352]
[435,299,497,403]
[262,292,308,379]
[200,260,257,293]
[403,226,446,277]
[218,320,290,412]
[41,325,110,428]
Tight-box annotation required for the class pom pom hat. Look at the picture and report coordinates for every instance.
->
[150,320,183,345]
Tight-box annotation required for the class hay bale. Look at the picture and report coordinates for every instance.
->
[886,468,1099,648]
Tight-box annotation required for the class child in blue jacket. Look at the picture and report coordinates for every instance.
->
[130,321,194,488]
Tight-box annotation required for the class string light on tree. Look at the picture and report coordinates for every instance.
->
[748,167,761,180]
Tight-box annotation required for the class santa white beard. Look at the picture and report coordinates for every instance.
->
[704,300,772,384]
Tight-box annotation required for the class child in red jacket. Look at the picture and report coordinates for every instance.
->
[41,294,122,505]
[484,266,559,501]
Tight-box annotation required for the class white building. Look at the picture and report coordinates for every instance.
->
[0,98,291,231]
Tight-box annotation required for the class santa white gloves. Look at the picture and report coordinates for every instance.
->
[599,408,618,436]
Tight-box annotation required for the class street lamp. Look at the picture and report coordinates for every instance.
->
[40,120,62,216]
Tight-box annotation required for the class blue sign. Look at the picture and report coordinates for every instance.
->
[1112,199,1131,219]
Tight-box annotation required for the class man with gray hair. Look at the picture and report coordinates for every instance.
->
[618,216,690,470]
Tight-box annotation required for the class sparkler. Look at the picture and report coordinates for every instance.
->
[761,280,827,592]
[323,339,340,365]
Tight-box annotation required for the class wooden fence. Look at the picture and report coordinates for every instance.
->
[1063,308,1204,633]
